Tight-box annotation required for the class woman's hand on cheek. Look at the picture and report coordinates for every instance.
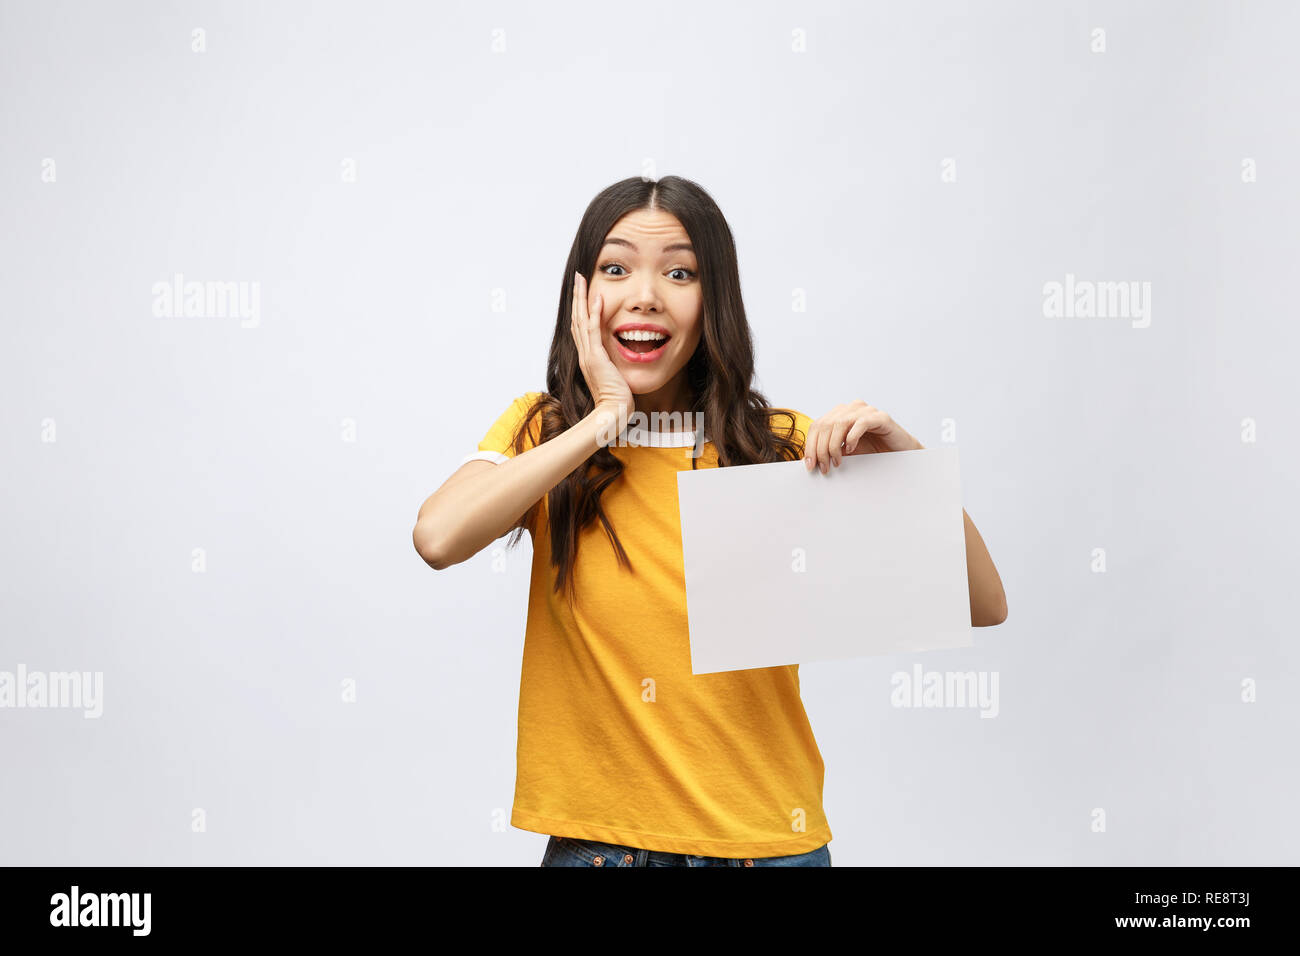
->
[571,272,634,427]
[803,400,924,474]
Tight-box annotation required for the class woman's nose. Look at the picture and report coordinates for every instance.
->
[627,281,662,311]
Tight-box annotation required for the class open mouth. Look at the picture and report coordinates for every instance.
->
[614,329,671,361]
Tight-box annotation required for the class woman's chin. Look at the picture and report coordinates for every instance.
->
[626,373,672,395]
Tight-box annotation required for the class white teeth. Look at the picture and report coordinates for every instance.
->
[616,330,668,342]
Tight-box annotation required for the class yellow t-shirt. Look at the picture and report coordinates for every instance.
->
[462,391,832,857]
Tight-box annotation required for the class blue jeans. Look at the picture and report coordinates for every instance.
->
[541,834,831,867]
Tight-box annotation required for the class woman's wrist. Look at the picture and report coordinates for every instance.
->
[588,400,631,449]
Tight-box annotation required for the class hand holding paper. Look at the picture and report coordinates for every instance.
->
[803,399,926,472]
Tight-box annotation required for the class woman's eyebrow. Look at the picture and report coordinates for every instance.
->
[602,237,695,255]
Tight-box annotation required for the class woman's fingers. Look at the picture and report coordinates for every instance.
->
[585,276,602,340]
[843,416,873,455]
[571,272,588,371]
[804,421,822,472]
[806,405,912,471]
[815,420,834,473]
[827,418,855,467]
[804,413,848,473]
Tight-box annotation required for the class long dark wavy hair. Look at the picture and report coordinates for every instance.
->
[501,175,805,606]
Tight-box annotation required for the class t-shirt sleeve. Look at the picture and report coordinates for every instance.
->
[459,391,545,466]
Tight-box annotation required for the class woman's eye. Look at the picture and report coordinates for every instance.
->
[598,263,696,280]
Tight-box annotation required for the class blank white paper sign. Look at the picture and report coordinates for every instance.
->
[677,448,972,674]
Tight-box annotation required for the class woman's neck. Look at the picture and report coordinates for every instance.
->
[633,378,696,430]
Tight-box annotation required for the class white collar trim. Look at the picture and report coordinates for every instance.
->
[623,424,710,447]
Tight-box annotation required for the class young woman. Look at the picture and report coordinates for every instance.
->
[412,175,1008,868]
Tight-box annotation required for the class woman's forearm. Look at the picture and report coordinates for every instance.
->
[963,508,1007,626]
[413,404,623,570]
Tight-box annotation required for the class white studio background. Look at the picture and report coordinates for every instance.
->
[1,0,1295,865]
